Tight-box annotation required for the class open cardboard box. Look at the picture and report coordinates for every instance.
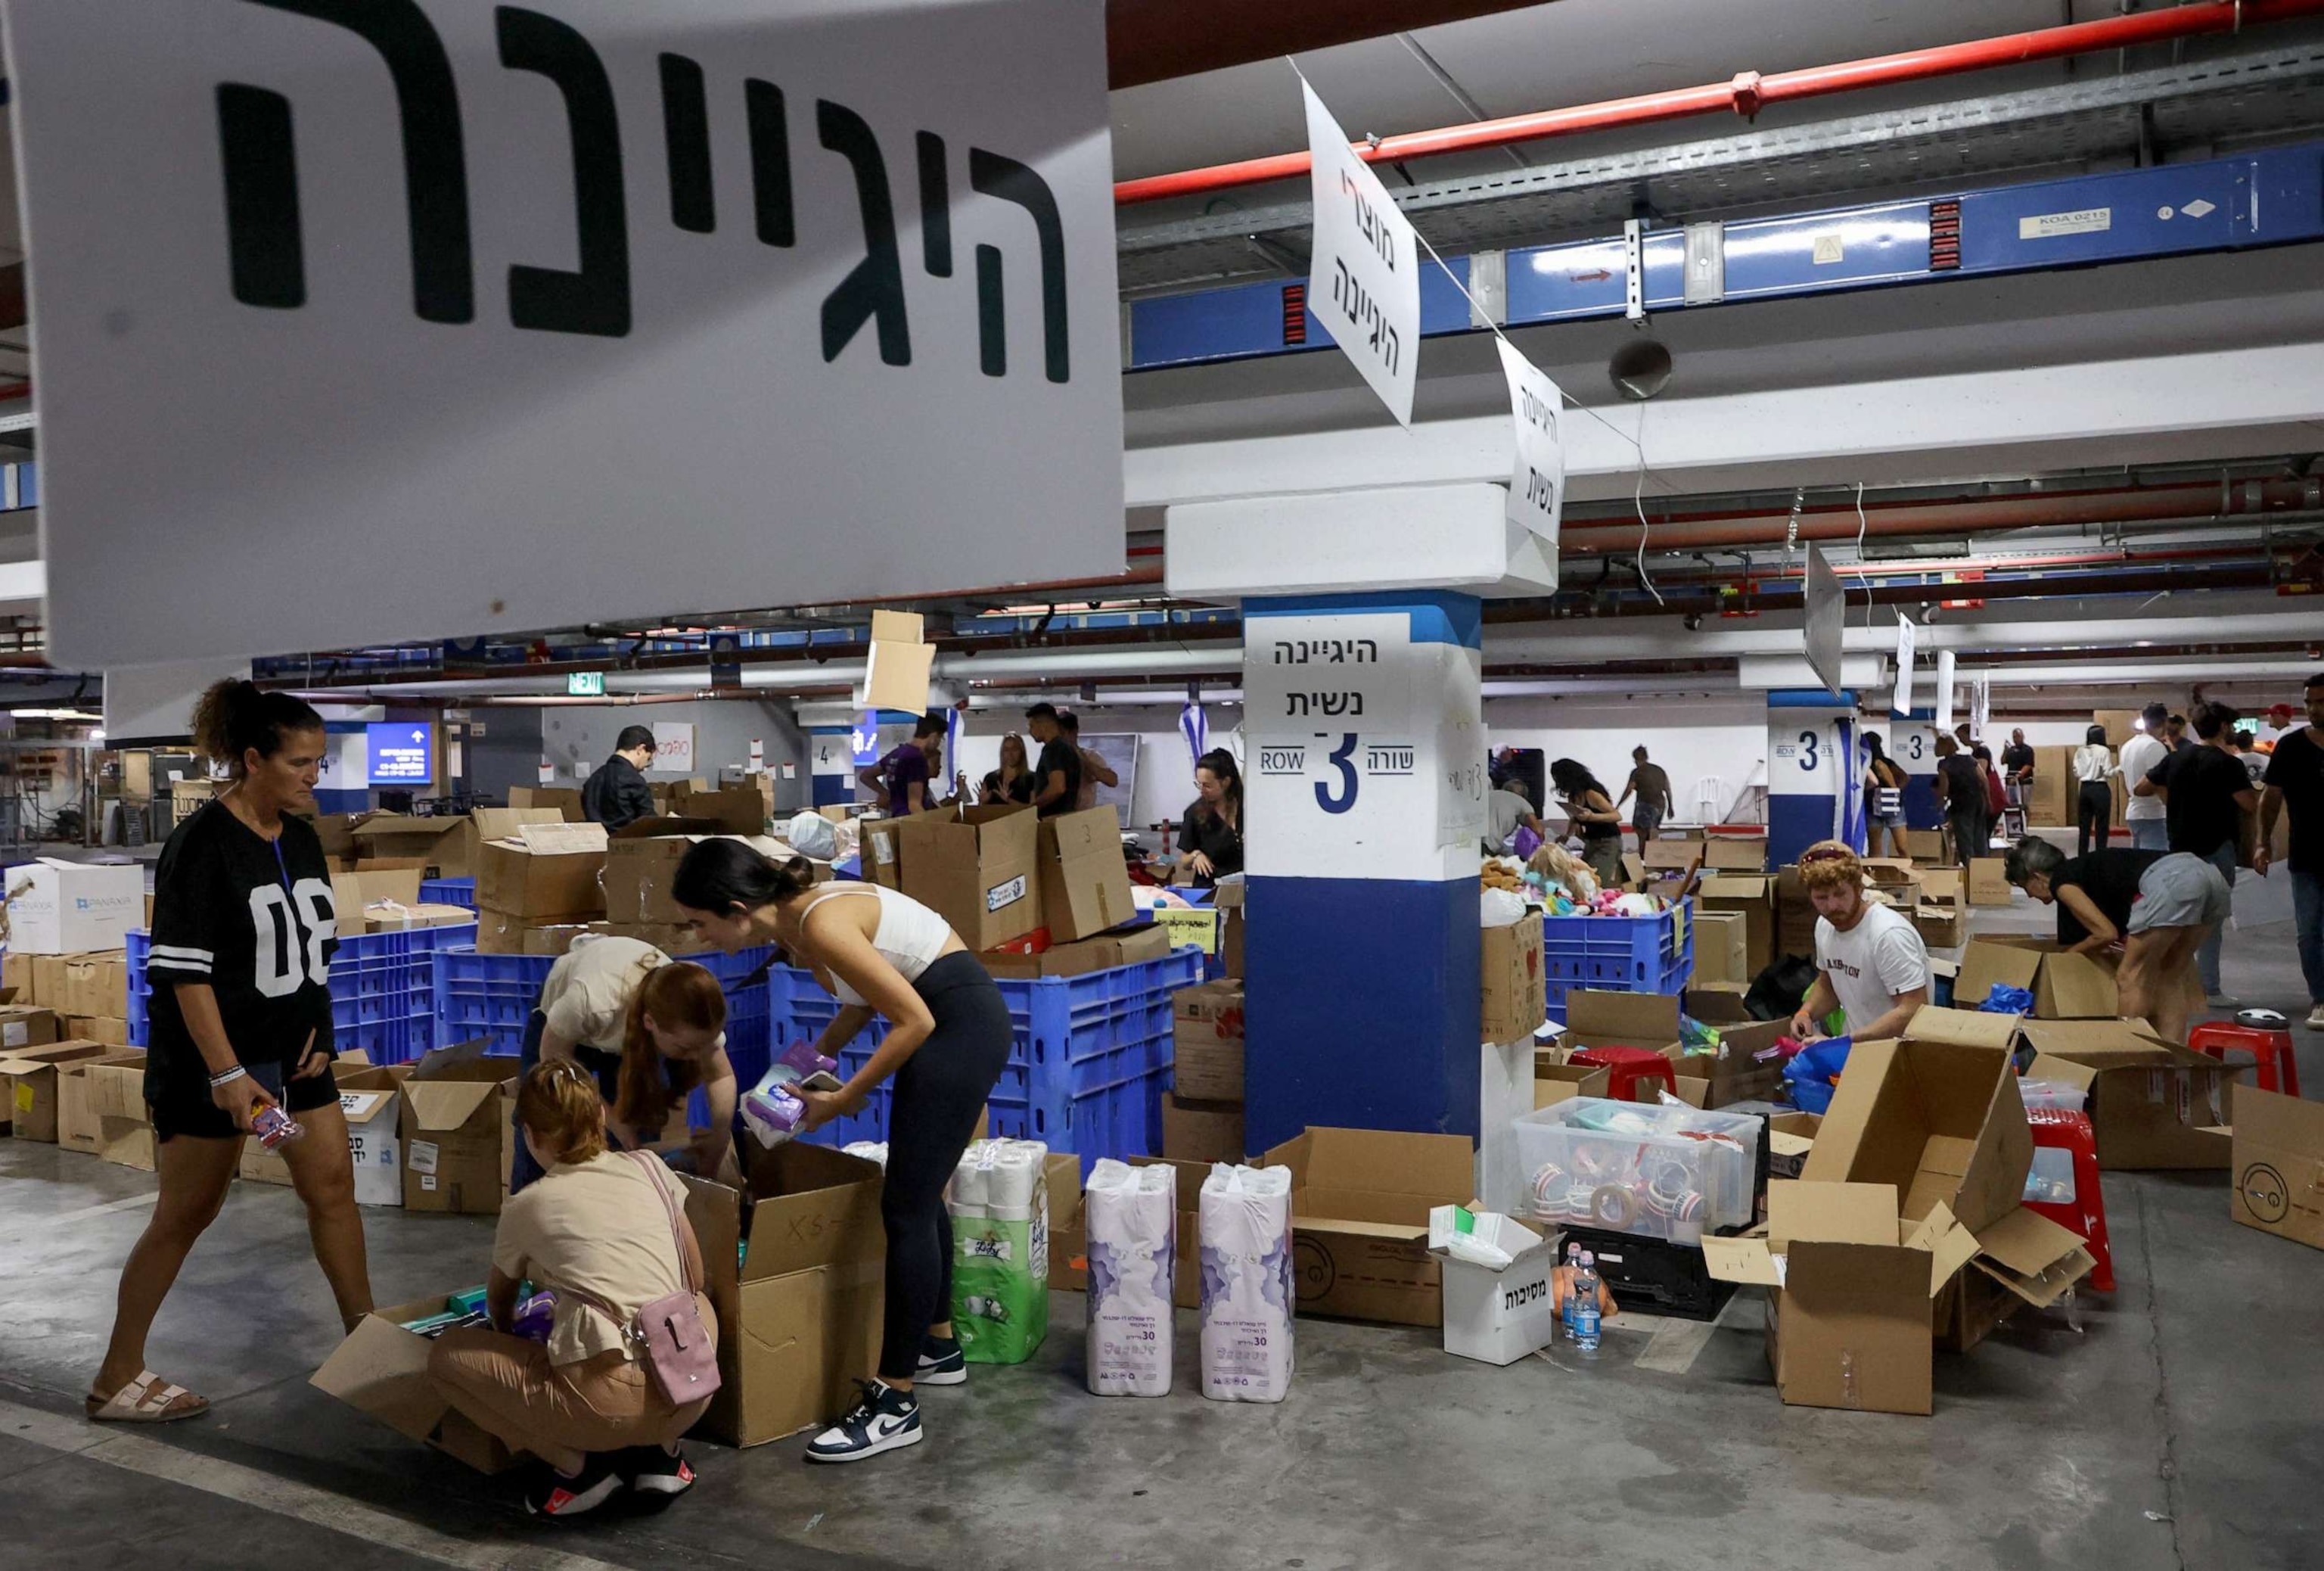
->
[1675,987,1790,1107]
[1558,990,1680,1097]
[475,821,610,922]
[312,1291,523,1473]
[1263,1127,1477,1327]
[1480,910,1546,1045]
[0,1042,113,1140]
[56,1050,151,1165]
[983,924,1170,980]
[398,1041,515,1214]
[1036,806,1137,944]
[896,804,1041,951]
[2230,1084,2324,1251]
[1696,873,1777,975]
[2023,1020,2232,1169]
[682,1143,887,1447]
[1953,935,2120,1019]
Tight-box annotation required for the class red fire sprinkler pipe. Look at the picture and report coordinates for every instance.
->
[1115,0,2324,206]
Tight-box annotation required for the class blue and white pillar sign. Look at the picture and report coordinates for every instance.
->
[1767,693,1856,866]
[1241,593,1485,1153]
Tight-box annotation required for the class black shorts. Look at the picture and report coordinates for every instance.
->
[148,1053,343,1144]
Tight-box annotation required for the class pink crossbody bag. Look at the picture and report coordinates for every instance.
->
[570,1151,721,1405]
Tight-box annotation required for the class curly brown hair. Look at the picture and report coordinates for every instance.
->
[1794,840,1866,894]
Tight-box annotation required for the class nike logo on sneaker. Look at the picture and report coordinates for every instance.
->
[870,1414,909,1439]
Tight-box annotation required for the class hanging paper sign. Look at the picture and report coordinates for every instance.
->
[1494,339,1564,564]
[1891,613,1918,718]
[1303,81,1420,427]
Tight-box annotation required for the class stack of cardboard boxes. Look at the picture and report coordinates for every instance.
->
[474,817,611,955]
[1164,978,1245,1163]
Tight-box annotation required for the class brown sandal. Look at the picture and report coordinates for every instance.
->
[86,1370,210,1423]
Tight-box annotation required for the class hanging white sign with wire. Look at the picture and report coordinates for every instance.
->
[1891,612,1918,717]
[1804,544,1846,696]
[1495,339,1565,568]
[1303,79,1421,427]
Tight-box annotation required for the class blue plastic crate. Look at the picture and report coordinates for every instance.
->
[418,877,476,907]
[127,922,477,1064]
[1538,901,1695,991]
[433,943,779,1081]
[785,946,1204,1174]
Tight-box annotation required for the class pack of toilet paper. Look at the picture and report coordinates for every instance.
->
[1198,1163,1294,1403]
[948,1138,1050,1364]
[1085,1159,1177,1397]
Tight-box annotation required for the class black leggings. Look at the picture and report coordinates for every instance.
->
[878,951,1011,1382]
[2077,780,2113,857]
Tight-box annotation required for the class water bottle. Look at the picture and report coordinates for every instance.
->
[1562,1241,1583,1341]
[1574,1252,1602,1355]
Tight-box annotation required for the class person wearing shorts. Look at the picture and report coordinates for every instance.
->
[2004,837,2230,1044]
[89,680,371,1425]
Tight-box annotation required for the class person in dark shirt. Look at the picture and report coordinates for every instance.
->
[980,732,1036,806]
[1175,748,1244,887]
[2136,701,2259,1004]
[2002,730,2036,785]
[860,714,949,816]
[1617,746,1675,848]
[2006,837,2227,1044]
[91,680,370,1424]
[1935,736,1987,868]
[1024,702,1082,819]
[580,726,657,829]
[2258,670,2324,1028]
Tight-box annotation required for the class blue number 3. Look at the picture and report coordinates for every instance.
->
[1798,730,1819,773]
[1316,733,1359,813]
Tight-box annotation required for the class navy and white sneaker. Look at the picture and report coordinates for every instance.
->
[915,1335,968,1386]
[805,1380,923,1464]
[616,1444,695,1498]
[524,1454,624,1517]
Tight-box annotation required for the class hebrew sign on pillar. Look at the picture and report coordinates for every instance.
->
[11,0,1121,664]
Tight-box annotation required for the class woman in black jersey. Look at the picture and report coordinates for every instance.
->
[88,681,371,1423]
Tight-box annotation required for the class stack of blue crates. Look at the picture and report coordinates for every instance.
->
[785,945,1204,1177]
[126,921,480,1065]
[418,877,476,907]
[1539,900,1696,1023]
[433,944,781,1087]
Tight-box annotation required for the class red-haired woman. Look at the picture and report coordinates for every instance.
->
[508,937,736,1196]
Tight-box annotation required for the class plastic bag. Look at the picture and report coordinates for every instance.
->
[1782,1035,1855,1115]
[1480,887,1529,928]
[1978,983,2035,1016]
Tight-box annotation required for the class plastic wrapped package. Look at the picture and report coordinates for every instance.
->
[840,1140,890,1168]
[1513,1097,1763,1244]
[2016,1079,2089,1112]
[740,1038,842,1148]
[947,1139,1050,1364]
[1198,1163,1294,1403]
[1085,1159,1177,1396]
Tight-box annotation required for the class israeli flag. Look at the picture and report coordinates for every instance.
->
[1179,700,1207,763]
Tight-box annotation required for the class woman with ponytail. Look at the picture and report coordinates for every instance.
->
[673,838,1008,1465]
[505,937,738,1197]
[92,680,370,1423]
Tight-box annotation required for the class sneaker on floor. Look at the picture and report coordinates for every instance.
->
[2207,994,2242,1010]
[2307,1004,2324,1031]
[524,1454,624,1518]
[806,1380,922,1464]
[615,1444,695,1498]
[915,1335,968,1386]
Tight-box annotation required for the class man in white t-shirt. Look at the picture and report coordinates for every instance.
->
[2119,702,2172,851]
[1789,841,1931,1041]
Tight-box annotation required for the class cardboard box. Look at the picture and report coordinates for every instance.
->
[45,953,129,1020]
[895,804,1040,952]
[1480,910,1546,1044]
[1264,1127,1477,1327]
[0,1003,61,1053]
[362,903,477,935]
[1954,935,2119,1019]
[0,1042,113,1140]
[64,1016,133,1048]
[350,813,464,874]
[398,1041,516,1213]
[474,821,609,922]
[1044,1151,1087,1290]
[2229,1084,2324,1250]
[1697,873,1776,976]
[1558,989,1682,1101]
[2023,1021,2232,1170]
[1162,1092,1244,1164]
[1692,910,1749,985]
[1036,807,1136,943]
[1671,988,1791,1108]
[586,920,699,954]
[1702,835,1769,871]
[1641,839,1701,873]
[682,1143,887,1447]
[449,806,571,880]
[669,787,767,837]
[2093,708,2140,750]
[241,1064,409,1204]
[601,833,698,925]
[980,924,1171,979]
[1800,1008,2030,1233]
[312,1292,524,1473]
[1533,1059,1612,1109]
[2027,748,2072,827]
[1429,1207,1561,1365]
[859,818,907,890]
[1766,1111,1821,1180]
[1968,858,2012,907]
[331,866,424,922]
[473,908,592,957]
[57,1050,154,1168]
[1912,868,1969,949]
[1216,879,1246,981]
[507,787,583,819]
[1171,979,1245,1103]
[2,950,33,1001]
[860,612,936,713]
[1774,866,1819,963]
[1903,828,1946,862]
[2,860,144,953]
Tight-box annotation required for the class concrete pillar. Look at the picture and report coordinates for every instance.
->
[1766,692,1861,867]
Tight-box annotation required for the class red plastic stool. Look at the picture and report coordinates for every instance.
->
[1571,1045,1679,1103]
[2025,1106,2114,1293]
[2188,1009,2301,1098]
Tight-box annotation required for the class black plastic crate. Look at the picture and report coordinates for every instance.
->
[1559,1223,1737,1323]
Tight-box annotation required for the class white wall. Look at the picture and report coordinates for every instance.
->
[1485,695,1766,825]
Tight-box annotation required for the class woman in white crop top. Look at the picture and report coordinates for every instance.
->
[670,840,1010,1466]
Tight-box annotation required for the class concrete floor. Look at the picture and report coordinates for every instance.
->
[2,898,2319,1571]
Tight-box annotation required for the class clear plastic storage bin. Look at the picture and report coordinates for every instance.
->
[1512,1097,1763,1244]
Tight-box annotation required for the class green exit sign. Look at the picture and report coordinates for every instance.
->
[567,671,606,697]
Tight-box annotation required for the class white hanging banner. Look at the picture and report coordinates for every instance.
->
[1891,613,1918,717]
[1971,676,1992,739]
[1494,339,1565,565]
[12,0,1123,665]
[1934,649,1958,734]
[1303,81,1420,428]
[1803,545,1846,697]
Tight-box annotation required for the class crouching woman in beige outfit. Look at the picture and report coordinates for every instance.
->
[428,1059,718,1519]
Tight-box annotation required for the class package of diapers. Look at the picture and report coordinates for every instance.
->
[1085,1160,1177,1396]
[1198,1163,1294,1403]
[948,1138,1050,1364]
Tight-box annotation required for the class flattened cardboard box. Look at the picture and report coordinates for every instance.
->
[397,1041,515,1214]
[2229,1084,2324,1251]
[1036,806,1138,944]
[313,1292,523,1473]
[980,924,1170,979]
[2024,1021,2232,1170]
[1263,1127,1478,1328]
[682,1143,887,1447]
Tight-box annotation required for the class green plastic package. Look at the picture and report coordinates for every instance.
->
[949,1138,1051,1364]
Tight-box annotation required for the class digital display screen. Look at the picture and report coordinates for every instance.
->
[366,722,434,783]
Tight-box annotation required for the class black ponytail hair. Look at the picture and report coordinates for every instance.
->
[672,835,815,918]
[188,680,324,779]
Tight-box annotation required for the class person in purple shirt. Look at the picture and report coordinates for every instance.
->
[860,715,949,816]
